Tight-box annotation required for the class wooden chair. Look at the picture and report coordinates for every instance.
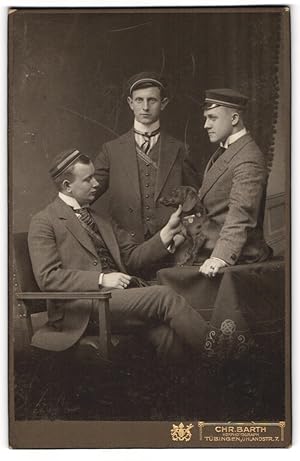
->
[13,232,113,361]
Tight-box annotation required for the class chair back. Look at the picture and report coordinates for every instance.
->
[13,232,47,313]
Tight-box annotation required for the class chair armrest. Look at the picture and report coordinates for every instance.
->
[15,291,111,300]
[15,291,112,360]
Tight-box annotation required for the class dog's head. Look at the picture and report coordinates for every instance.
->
[159,186,202,214]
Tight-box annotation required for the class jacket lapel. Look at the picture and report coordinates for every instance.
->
[203,146,224,177]
[199,133,253,200]
[119,129,141,205]
[53,198,99,258]
[155,132,179,201]
[91,211,126,272]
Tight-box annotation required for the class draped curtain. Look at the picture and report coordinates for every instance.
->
[11,10,282,230]
[155,12,282,173]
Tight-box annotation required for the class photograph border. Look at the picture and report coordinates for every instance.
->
[7,3,291,449]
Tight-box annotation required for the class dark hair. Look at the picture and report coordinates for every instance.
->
[52,154,91,191]
[130,82,167,99]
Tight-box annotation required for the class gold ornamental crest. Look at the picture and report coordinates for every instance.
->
[171,422,194,441]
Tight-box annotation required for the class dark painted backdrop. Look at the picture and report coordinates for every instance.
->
[10,9,282,231]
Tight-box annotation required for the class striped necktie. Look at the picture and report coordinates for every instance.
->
[74,207,99,234]
[134,127,160,154]
[72,207,119,272]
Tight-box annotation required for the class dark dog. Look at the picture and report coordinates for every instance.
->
[159,186,219,265]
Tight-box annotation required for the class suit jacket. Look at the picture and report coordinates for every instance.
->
[199,133,272,265]
[28,197,171,351]
[93,129,200,242]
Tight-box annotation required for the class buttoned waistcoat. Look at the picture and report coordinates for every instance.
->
[94,129,200,242]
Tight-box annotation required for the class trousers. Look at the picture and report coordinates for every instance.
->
[91,285,208,362]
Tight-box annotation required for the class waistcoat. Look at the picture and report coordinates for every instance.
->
[136,139,160,238]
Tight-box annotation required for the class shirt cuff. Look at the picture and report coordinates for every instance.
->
[159,229,176,254]
[166,240,176,254]
[98,272,104,286]
[211,257,229,266]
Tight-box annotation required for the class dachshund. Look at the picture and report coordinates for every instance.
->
[159,186,219,265]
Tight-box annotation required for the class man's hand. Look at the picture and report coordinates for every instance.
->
[199,257,227,278]
[160,205,184,247]
[173,233,186,249]
[102,272,132,289]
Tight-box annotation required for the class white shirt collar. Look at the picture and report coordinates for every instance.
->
[134,119,160,134]
[59,192,83,210]
[220,128,247,149]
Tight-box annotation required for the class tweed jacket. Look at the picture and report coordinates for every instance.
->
[93,129,200,242]
[199,133,272,265]
[28,197,171,351]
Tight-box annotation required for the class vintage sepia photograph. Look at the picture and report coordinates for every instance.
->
[8,6,290,448]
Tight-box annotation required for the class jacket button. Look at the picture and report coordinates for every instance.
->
[145,194,150,198]
[145,183,150,187]
[93,261,98,266]
[128,207,133,213]
[145,172,150,176]
[146,217,150,221]
[146,205,150,210]
[131,232,135,237]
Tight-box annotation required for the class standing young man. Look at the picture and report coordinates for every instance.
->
[94,71,199,243]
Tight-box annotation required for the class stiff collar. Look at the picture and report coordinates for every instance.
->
[134,119,160,134]
[58,192,88,210]
[220,127,247,149]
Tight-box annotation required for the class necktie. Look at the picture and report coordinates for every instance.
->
[74,207,99,234]
[72,207,119,272]
[207,146,226,171]
[213,145,226,162]
[134,127,160,154]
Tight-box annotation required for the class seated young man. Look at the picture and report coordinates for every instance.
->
[28,149,208,362]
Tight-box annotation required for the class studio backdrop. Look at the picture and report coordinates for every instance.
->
[10,9,282,232]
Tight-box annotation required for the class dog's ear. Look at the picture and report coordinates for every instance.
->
[182,188,198,213]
